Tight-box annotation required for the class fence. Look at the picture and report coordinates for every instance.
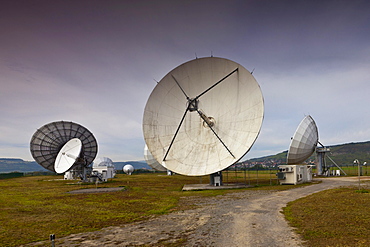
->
[223,166,280,186]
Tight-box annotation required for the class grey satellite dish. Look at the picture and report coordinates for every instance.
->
[287,115,318,164]
[30,121,98,172]
[54,138,82,174]
[93,157,114,168]
[144,144,167,172]
[123,164,134,175]
[143,57,264,176]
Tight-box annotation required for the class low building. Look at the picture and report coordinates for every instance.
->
[277,165,314,185]
[92,157,116,182]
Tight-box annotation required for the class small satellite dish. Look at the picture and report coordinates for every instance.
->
[54,138,82,174]
[123,164,134,175]
[144,144,167,172]
[143,57,264,176]
[287,115,318,164]
[30,121,98,172]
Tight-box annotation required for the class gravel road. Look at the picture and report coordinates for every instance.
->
[25,177,366,247]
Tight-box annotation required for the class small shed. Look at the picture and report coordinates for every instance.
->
[277,165,314,185]
[92,157,116,182]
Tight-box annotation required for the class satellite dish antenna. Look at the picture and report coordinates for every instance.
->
[144,144,167,172]
[123,164,134,175]
[93,157,114,168]
[287,115,318,164]
[143,57,264,176]
[30,121,98,173]
[54,138,82,173]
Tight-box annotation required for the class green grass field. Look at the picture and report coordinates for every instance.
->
[0,172,281,246]
[283,182,370,247]
[332,165,370,176]
[1,172,369,246]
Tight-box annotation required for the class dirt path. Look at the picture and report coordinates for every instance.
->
[185,177,358,247]
[25,177,365,247]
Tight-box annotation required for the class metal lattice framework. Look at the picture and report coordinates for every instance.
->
[30,121,98,172]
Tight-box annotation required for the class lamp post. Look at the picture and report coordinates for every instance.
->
[365,163,367,176]
[353,159,366,190]
[354,159,360,190]
[363,162,367,176]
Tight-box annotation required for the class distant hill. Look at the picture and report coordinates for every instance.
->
[243,141,370,166]
[246,151,288,164]
[0,159,48,173]
[1,141,369,173]
[113,161,151,171]
[0,159,150,174]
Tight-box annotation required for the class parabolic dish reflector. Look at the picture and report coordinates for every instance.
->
[144,144,167,172]
[143,57,264,176]
[93,157,114,168]
[287,115,318,164]
[30,121,98,172]
[54,138,82,174]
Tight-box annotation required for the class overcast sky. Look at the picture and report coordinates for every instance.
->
[1,0,370,162]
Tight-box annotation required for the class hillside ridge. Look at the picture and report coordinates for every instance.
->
[244,141,370,166]
[1,141,369,173]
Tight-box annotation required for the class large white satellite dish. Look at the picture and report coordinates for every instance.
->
[287,115,318,164]
[143,57,264,176]
[54,138,82,173]
[144,144,167,172]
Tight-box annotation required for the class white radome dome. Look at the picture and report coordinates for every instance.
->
[123,164,134,175]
